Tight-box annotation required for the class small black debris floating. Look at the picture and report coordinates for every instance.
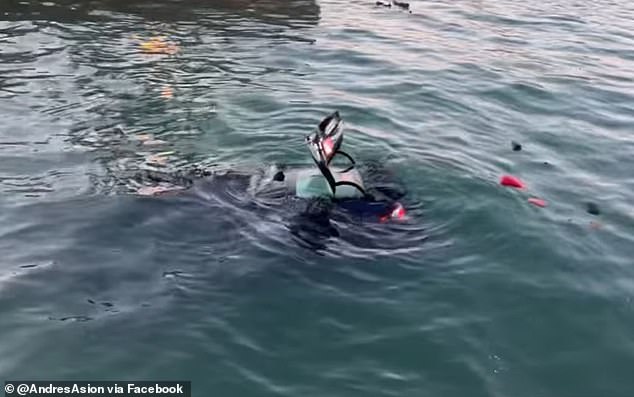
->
[375,0,411,11]
[586,202,600,216]
[511,141,522,151]
[393,0,410,9]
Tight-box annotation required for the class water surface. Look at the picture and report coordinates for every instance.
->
[1,0,634,396]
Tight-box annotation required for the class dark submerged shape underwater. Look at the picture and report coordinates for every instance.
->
[198,112,404,220]
[142,112,411,250]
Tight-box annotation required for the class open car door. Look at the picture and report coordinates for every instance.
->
[305,111,367,198]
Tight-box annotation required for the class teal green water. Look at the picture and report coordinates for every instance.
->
[2,0,634,396]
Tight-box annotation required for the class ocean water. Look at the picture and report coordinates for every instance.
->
[1,0,634,396]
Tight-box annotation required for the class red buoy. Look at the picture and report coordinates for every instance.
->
[500,175,525,189]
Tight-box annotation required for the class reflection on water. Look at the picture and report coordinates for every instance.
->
[1,0,321,202]
[4,0,320,26]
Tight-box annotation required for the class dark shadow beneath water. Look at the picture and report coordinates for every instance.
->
[2,0,320,27]
[0,186,431,328]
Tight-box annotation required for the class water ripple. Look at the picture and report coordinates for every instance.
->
[2,0,634,395]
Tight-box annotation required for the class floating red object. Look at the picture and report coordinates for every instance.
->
[528,197,547,207]
[500,175,525,189]
[379,203,406,223]
[392,203,406,219]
